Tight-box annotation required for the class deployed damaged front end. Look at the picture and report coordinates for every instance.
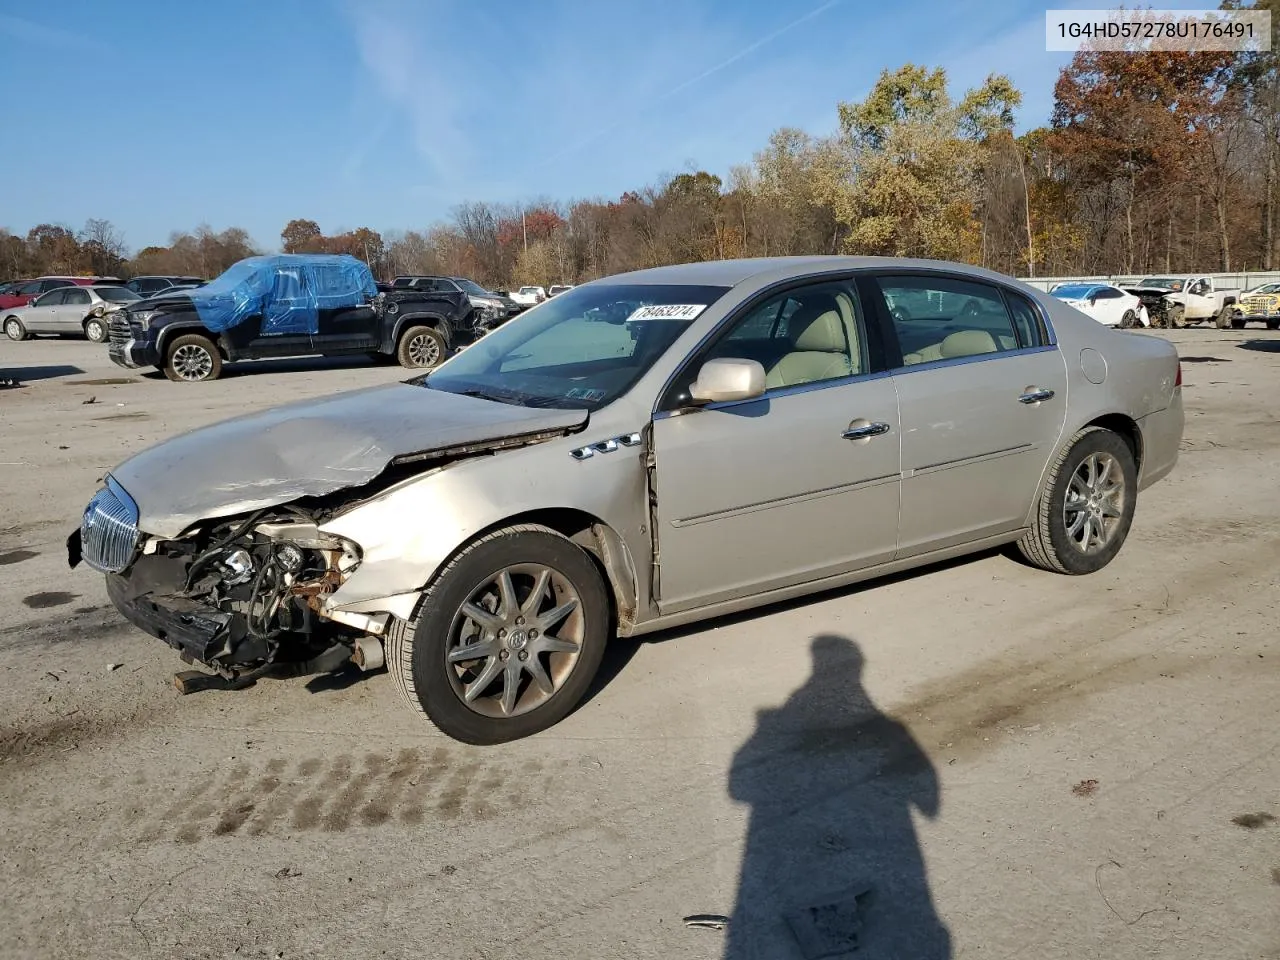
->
[70,484,383,688]
[67,380,591,690]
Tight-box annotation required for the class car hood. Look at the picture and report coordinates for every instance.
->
[1122,286,1173,296]
[111,383,589,537]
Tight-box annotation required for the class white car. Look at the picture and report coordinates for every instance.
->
[1050,282,1148,328]
[3,284,142,343]
[510,285,546,308]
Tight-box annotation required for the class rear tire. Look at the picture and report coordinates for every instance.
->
[386,524,610,744]
[1017,426,1138,575]
[396,325,446,369]
[1119,309,1137,329]
[163,333,222,382]
[3,317,27,341]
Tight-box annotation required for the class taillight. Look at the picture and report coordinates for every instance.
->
[1174,361,1182,387]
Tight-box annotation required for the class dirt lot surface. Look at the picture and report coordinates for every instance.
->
[1,333,1278,960]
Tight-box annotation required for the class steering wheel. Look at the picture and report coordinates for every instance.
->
[959,299,982,320]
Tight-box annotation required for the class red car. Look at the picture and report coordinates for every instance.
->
[0,276,118,310]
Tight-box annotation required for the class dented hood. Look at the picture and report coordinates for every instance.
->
[111,383,588,537]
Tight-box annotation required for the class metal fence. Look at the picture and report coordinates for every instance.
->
[1019,271,1280,292]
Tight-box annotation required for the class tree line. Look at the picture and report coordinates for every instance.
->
[4,11,1277,290]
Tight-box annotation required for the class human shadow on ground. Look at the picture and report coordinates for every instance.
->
[725,634,950,959]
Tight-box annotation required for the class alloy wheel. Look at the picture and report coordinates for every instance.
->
[172,343,214,380]
[1063,452,1125,554]
[445,564,584,718]
[407,332,441,367]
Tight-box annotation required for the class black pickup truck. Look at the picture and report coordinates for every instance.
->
[107,254,478,382]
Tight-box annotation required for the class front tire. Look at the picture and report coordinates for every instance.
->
[4,317,27,341]
[1267,319,1279,331]
[396,325,446,369]
[163,333,222,382]
[84,317,107,342]
[1017,426,1138,575]
[386,524,611,744]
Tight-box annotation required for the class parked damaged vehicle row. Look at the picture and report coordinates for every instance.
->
[104,254,495,382]
[70,256,1184,744]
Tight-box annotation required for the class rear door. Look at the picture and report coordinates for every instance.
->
[869,272,1068,557]
[23,289,66,332]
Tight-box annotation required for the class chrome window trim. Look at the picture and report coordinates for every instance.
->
[652,368,893,421]
[888,343,1058,377]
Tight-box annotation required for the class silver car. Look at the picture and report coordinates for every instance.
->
[69,257,1183,743]
[4,285,142,343]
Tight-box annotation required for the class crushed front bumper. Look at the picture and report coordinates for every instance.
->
[105,572,236,664]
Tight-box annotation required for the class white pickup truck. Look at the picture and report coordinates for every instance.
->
[508,285,547,308]
[1122,275,1242,328]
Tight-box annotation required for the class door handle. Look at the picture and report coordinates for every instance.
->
[842,421,892,440]
[1019,387,1055,404]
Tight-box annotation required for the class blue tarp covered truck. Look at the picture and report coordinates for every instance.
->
[106,254,479,382]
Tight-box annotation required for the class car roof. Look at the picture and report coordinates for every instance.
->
[595,255,1043,291]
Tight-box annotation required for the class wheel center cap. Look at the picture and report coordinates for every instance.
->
[507,629,528,651]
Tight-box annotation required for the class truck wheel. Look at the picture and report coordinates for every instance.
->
[1016,426,1137,576]
[4,317,27,341]
[1167,303,1185,329]
[397,325,446,369]
[385,524,610,744]
[164,334,222,382]
[83,317,107,342]
[1267,319,1279,331]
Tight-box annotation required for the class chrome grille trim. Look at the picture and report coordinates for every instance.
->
[80,477,140,573]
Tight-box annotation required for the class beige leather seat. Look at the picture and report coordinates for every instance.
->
[764,297,854,388]
[903,328,1000,365]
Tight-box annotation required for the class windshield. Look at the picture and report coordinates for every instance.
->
[519,287,539,295]
[95,286,141,302]
[423,283,731,410]
[1139,277,1182,290]
[456,278,492,297]
[1050,284,1100,299]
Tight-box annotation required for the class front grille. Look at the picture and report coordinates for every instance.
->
[80,479,140,573]
[1241,296,1278,315]
[108,313,131,344]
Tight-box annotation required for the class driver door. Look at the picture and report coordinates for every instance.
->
[650,279,901,615]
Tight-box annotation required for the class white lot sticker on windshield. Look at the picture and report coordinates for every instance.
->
[625,304,707,322]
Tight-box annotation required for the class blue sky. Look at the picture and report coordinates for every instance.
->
[0,0,1212,253]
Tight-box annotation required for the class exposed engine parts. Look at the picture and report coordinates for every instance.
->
[113,507,370,690]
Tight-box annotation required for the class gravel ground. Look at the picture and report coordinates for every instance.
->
[1,331,1278,960]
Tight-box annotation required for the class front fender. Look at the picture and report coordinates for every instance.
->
[317,430,651,627]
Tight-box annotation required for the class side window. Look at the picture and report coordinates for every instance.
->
[16,281,44,295]
[43,279,74,292]
[1004,292,1047,347]
[667,281,867,403]
[876,275,1021,366]
[63,289,91,306]
[34,289,66,306]
[1095,288,1121,300]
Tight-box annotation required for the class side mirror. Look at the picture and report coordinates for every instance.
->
[688,358,766,404]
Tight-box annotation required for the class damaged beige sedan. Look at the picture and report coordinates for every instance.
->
[69,257,1184,743]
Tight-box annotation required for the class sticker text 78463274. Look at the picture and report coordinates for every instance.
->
[625,304,707,322]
